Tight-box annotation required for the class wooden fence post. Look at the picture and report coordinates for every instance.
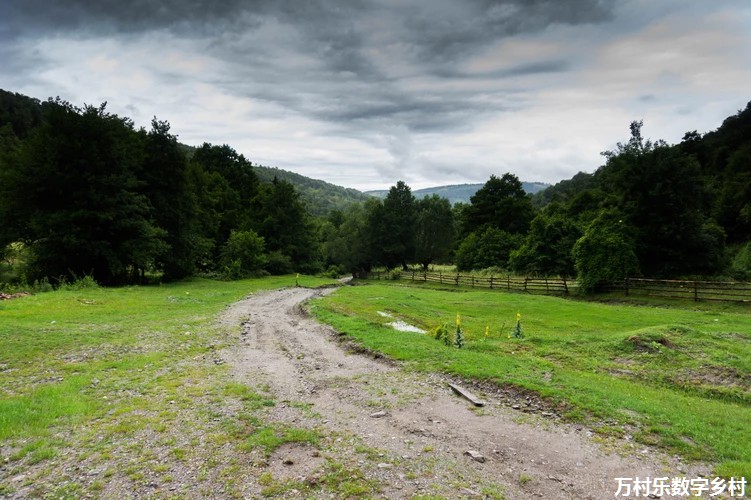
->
[694,281,699,302]
[489,277,494,289]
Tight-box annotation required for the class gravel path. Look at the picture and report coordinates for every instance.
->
[221,285,708,499]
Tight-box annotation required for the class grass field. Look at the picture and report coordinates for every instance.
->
[310,280,751,479]
[0,275,341,498]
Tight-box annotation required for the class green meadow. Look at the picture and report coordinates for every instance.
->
[0,275,339,498]
[310,280,751,478]
[2,275,750,497]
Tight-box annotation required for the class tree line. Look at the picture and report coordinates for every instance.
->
[0,94,318,285]
[1,89,750,290]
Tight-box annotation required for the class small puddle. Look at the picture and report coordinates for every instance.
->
[377,311,426,334]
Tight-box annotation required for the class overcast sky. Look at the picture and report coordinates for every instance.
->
[1,1,750,191]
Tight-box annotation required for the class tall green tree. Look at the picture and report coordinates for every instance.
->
[7,100,166,284]
[600,121,724,277]
[414,194,455,270]
[190,143,259,249]
[455,227,522,272]
[253,178,320,274]
[371,181,416,269]
[572,209,639,293]
[138,118,209,280]
[322,200,378,274]
[510,204,582,277]
[463,173,535,236]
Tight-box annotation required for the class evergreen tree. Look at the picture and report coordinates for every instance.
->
[371,181,416,269]
[414,194,454,270]
[8,100,166,284]
[463,173,535,236]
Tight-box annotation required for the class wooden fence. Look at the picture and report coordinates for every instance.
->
[606,278,751,303]
[358,272,751,303]
[360,270,574,295]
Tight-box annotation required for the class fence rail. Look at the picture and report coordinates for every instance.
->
[359,270,574,296]
[357,272,751,303]
[607,278,751,303]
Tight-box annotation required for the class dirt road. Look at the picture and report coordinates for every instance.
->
[221,286,706,499]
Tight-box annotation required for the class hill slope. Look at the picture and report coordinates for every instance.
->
[365,181,550,204]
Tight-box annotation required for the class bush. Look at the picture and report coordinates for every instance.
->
[573,210,639,293]
[730,242,751,281]
[265,250,294,275]
[220,230,268,280]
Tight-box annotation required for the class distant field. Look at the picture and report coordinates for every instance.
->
[311,280,751,479]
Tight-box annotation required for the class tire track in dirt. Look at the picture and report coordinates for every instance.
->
[221,286,709,499]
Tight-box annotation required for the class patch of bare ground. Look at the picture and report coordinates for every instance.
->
[222,286,711,499]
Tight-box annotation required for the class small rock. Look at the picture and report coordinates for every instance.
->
[370,411,388,418]
[461,487,482,497]
[512,404,521,410]
[377,463,393,469]
[283,459,294,466]
[464,450,486,463]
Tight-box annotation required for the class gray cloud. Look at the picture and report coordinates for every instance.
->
[0,0,749,191]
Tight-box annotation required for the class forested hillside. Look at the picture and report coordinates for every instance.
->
[179,143,370,217]
[1,89,749,289]
[366,181,550,205]
[0,90,320,284]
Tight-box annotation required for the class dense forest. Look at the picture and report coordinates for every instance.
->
[1,89,750,289]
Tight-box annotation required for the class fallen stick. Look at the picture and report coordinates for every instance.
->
[448,383,485,407]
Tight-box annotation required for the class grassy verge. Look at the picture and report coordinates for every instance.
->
[0,275,342,498]
[310,280,751,478]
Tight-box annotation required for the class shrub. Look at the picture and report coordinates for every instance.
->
[220,230,268,279]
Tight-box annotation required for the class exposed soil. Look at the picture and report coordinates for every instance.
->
[220,284,710,499]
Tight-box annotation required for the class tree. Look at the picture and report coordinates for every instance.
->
[463,173,535,236]
[510,205,581,277]
[599,121,724,277]
[138,118,209,280]
[414,194,454,270]
[7,100,167,284]
[219,230,267,279]
[321,200,378,274]
[253,178,320,274]
[572,209,639,293]
[455,227,522,272]
[190,143,259,249]
[371,181,416,269]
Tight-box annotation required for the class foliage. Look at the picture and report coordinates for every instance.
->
[432,323,453,346]
[414,194,455,270]
[510,204,581,277]
[730,242,751,281]
[461,173,536,237]
[454,313,464,348]
[253,164,371,217]
[455,227,523,271]
[370,181,416,270]
[220,230,268,280]
[572,209,640,293]
[3,100,168,285]
[510,312,524,339]
[599,121,725,277]
[252,178,321,274]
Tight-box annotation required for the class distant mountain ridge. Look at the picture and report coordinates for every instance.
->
[365,182,550,205]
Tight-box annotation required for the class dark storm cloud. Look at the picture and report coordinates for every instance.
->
[4,0,745,191]
[401,0,615,63]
